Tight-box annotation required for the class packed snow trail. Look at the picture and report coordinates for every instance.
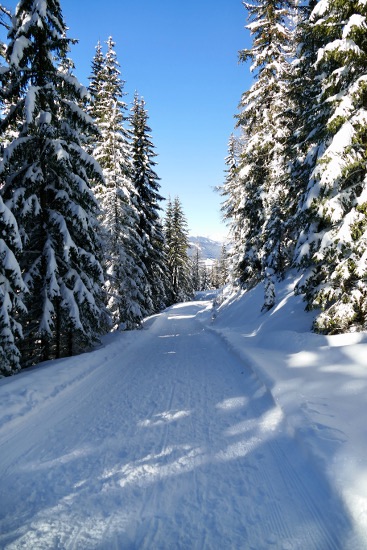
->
[0,301,355,549]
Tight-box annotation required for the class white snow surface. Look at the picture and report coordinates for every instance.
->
[0,274,367,548]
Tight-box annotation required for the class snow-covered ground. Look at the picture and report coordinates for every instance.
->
[0,275,366,548]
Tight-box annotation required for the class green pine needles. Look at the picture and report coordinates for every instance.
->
[222,0,367,333]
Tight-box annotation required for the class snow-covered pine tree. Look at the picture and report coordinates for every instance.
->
[200,263,210,291]
[130,93,168,313]
[210,260,221,290]
[220,133,243,282]
[230,0,295,287]
[163,196,176,304]
[218,243,229,287]
[287,0,324,263]
[295,0,367,333]
[191,247,201,293]
[88,37,147,329]
[85,40,105,155]
[164,196,193,302]
[0,196,26,375]
[88,41,104,114]
[262,272,276,311]
[0,0,109,365]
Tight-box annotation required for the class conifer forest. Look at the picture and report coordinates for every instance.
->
[1,0,367,376]
[222,0,367,335]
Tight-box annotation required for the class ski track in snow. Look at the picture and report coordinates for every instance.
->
[0,301,356,549]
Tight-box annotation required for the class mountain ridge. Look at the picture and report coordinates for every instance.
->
[188,236,222,262]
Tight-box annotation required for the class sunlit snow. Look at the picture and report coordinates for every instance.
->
[0,275,366,548]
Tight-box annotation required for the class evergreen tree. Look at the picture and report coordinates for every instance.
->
[227,0,295,287]
[287,0,324,266]
[130,93,168,312]
[220,133,242,281]
[210,260,221,289]
[262,272,276,311]
[200,263,210,291]
[295,0,367,333]
[218,243,229,287]
[163,196,175,303]
[0,0,108,366]
[0,196,26,375]
[88,38,146,329]
[191,247,201,292]
[88,41,105,111]
[86,40,105,154]
[164,196,193,302]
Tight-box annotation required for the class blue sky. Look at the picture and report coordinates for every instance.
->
[6,0,252,240]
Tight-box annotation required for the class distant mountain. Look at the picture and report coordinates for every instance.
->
[188,236,222,264]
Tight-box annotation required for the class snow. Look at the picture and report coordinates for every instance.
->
[0,137,32,169]
[59,73,89,100]
[0,200,22,252]
[9,36,31,67]
[312,0,330,19]
[36,111,52,126]
[316,39,362,64]
[0,240,23,286]
[343,14,367,39]
[24,86,39,125]
[305,121,354,211]
[34,0,47,19]
[209,276,367,546]
[0,275,366,548]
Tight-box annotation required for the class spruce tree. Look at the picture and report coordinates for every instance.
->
[191,247,201,293]
[288,0,324,266]
[86,40,105,154]
[227,0,295,287]
[220,133,242,281]
[163,196,175,304]
[164,196,193,303]
[88,41,105,112]
[210,261,221,290]
[200,263,210,291]
[295,0,367,333]
[0,0,108,365]
[88,38,146,329]
[130,93,168,313]
[0,196,26,375]
[218,244,229,287]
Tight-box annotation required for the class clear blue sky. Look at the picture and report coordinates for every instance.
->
[6,0,252,240]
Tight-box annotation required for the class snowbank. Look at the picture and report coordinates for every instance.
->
[203,274,367,543]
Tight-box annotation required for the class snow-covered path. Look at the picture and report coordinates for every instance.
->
[0,301,355,549]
